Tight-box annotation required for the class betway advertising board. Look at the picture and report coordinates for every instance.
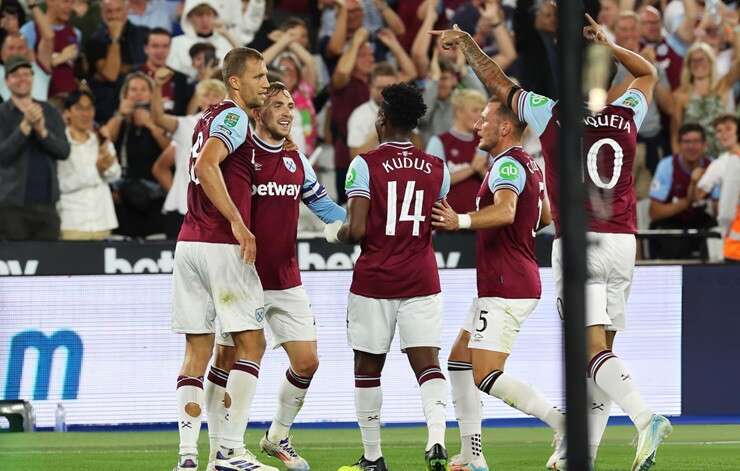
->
[0,267,681,428]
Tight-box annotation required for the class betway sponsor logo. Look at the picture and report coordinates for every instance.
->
[104,248,174,274]
[297,243,460,270]
[0,259,38,276]
[253,182,301,200]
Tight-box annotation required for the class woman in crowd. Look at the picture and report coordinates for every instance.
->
[673,41,739,156]
[58,89,121,239]
[102,71,170,238]
[150,72,226,239]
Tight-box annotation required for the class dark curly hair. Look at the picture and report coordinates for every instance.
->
[380,83,427,133]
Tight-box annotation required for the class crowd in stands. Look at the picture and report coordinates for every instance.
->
[0,0,738,262]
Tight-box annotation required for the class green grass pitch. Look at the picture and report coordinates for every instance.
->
[2,424,739,470]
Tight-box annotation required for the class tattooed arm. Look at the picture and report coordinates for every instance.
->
[430,25,523,116]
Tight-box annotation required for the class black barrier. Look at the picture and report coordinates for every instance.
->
[0,234,555,276]
[681,264,740,416]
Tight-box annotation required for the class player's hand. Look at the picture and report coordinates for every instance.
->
[429,24,470,50]
[583,14,611,45]
[231,220,256,263]
[324,220,343,243]
[432,200,460,231]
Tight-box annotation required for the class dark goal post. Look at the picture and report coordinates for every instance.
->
[557,0,590,469]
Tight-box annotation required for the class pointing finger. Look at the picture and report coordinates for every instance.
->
[585,13,598,28]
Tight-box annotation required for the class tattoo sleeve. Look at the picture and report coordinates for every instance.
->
[459,34,518,106]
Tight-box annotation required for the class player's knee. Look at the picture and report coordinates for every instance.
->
[292,355,319,378]
[184,402,201,417]
[214,345,235,370]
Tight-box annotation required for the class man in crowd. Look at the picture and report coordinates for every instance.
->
[85,0,148,122]
[138,27,193,115]
[0,33,51,101]
[649,123,718,259]
[0,56,70,240]
[347,62,399,158]
[20,0,81,99]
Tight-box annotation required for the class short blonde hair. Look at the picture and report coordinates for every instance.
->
[451,89,487,111]
[196,78,227,98]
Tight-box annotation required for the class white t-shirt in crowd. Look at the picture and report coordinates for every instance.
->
[163,114,201,215]
[347,100,379,149]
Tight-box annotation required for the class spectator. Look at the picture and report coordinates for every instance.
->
[330,26,415,201]
[610,11,674,178]
[329,26,373,204]
[150,74,226,238]
[639,1,698,90]
[597,0,618,42]
[696,115,740,263]
[513,0,559,98]
[138,28,194,116]
[263,18,320,153]
[648,123,718,259]
[425,88,488,214]
[673,41,739,157]
[127,0,179,32]
[419,53,486,145]
[58,89,121,239]
[85,0,148,123]
[320,0,405,73]
[70,0,102,46]
[166,0,240,80]
[411,0,516,80]
[101,71,170,237]
[1,2,26,46]
[0,32,51,101]
[0,56,70,240]
[20,0,82,99]
[215,0,266,45]
[347,62,398,158]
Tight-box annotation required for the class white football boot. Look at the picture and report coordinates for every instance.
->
[631,415,673,471]
[259,432,310,470]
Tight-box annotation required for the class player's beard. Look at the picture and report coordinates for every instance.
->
[267,122,291,141]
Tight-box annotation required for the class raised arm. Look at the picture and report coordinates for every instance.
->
[410,0,438,78]
[152,68,179,134]
[331,27,369,89]
[374,0,405,37]
[584,14,657,102]
[430,25,519,107]
[675,0,698,45]
[377,29,417,82]
[29,3,54,72]
[326,0,349,58]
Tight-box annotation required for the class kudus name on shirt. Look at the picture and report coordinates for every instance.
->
[253,182,302,199]
[583,113,631,133]
[382,157,433,174]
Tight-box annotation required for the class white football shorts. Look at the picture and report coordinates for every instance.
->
[346,292,443,354]
[217,285,317,349]
[463,297,539,353]
[171,241,265,335]
[552,232,636,331]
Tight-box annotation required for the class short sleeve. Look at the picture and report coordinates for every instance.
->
[488,156,527,195]
[425,135,446,161]
[611,89,648,130]
[516,90,557,137]
[20,22,36,50]
[438,164,451,200]
[209,107,249,153]
[300,153,327,204]
[345,156,370,199]
[649,157,674,202]
[698,157,724,195]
